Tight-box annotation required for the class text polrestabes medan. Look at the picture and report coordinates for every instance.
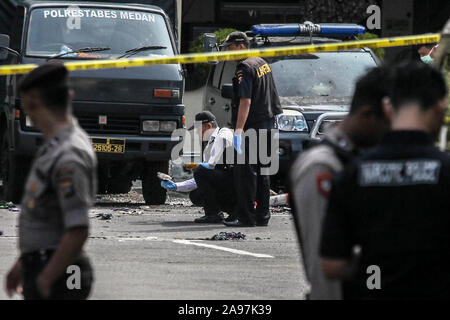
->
[43,9,156,22]
[359,159,441,186]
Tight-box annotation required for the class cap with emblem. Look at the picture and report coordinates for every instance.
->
[18,62,69,94]
[188,111,216,130]
[220,31,250,48]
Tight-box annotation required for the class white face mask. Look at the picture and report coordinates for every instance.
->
[421,54,434,64]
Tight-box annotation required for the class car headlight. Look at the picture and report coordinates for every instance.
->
[160,121,177,132]
[25,115,34,128]
[276,113,308,132]
[142,120,160,132]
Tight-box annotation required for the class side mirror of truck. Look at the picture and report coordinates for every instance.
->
[221,84,233,99]
[0,34,11,60]
[202,33,218,53]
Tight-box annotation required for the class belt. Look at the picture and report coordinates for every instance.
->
[21,250,87,265]
[21,249,56,264]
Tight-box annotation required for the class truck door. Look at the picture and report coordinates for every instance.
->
[203,61,236,127]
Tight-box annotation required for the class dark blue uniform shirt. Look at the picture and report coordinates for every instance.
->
[321,130,450,299]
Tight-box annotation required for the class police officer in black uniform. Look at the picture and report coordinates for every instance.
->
[221,31,282,227]
[5,63,96,300]
[320,61,450,299]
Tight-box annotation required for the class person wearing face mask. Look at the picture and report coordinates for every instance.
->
[160,111,235,223]
[418,43,439,64]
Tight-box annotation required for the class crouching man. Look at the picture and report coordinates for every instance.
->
[161,111,235,223]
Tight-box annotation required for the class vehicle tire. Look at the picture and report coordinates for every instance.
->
[142,161,168,205]
[107,178,132,194]
[1,133,29,203]
[97,171,108,194]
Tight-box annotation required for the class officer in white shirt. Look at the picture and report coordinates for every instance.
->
[161,111,235,223]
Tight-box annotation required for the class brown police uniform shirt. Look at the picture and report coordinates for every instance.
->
[290,126,356,299]
[19,119,97,254]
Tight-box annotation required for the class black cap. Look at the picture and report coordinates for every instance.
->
[18,62,69,94]
[220,31,250,48]
[188,111,216,130]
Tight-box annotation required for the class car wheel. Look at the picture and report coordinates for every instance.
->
[1,132,29,203]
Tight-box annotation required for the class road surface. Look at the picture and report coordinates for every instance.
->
[0,190,308,300]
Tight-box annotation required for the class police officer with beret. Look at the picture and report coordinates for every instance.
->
[221,31,283,227]
[5,63,96,300]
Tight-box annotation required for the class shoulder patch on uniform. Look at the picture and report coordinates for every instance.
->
[236,70,244,83]
[57,166,77,198]
[316,172,334,198]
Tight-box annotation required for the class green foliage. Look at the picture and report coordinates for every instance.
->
[357,32,385,61]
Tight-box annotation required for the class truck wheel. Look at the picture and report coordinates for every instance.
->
[107,178,132,194]
[97,171,108,194]
[142,161,168,205]
[1,134,29,203]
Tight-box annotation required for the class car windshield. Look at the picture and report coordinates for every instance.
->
[26,7,174,58]
[269,51,377,99]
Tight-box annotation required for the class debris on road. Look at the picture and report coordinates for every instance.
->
[211,232,246,241]
[96,191,144,204]
[270,205,291,214]
[113,208,144,215]
[269,193,289,207]
[0,201,18,211]
[96,213,112,220]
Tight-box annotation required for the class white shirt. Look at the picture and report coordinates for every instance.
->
[176,127,234,193]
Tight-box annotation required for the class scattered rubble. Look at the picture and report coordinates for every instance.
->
[96,213,112,220]
[210,232,246,241]
[270,205,291,214]
[0,201,18,211]
[112,208,144,215]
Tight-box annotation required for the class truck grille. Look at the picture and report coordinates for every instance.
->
[76,115,140,135]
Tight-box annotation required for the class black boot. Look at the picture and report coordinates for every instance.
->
[194,212,224,223]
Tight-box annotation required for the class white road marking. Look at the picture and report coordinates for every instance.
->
[2,234,275,258]
[172,239,274,258]
[117,236,159,242]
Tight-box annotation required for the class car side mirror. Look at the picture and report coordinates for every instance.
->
[202,33,218,53]
[221,84,233,99]
[0,34,11,60]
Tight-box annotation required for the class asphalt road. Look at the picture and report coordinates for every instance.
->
[0,190,308,300]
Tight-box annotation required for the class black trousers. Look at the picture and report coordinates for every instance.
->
[191,166,236,216]
[20,250,94,300]
[234,118,274,225]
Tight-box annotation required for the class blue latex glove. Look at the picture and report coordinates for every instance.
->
[199,163,214,169]
[233,134,242,154]
[161,180,177,191]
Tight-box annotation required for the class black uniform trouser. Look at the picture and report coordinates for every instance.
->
[20,250,93,300]
[191,166,235,216]
[234,118,274,225]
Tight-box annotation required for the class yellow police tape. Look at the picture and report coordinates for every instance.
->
[0,33,442,76]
